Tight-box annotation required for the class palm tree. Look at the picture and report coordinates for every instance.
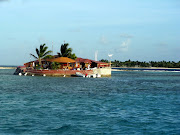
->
[57,43,77,59]
[30,44,52,68]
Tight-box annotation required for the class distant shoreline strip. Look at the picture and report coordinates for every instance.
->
[0,67,16,69]
[112,67,180,71]
[1,66,180,71]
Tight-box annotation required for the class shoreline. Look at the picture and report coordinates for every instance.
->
[1,66,180,70]
[111,67,180,71]
[112,67,180,69]
[0,67,16,69]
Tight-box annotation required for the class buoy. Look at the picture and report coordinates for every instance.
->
[43,74,46,77]
[93,74,96,78]
[32,74,34,76]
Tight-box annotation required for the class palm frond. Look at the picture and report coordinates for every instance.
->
[36,48,39,57]
[42,50,52,57]
[58,43,76,58]
[30,53,38,59]
[57,52,62,57]
[42,46,48,54]
[40,44,44,53]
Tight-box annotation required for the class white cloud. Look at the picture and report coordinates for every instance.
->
[100,35,108,45]
[115,39,131,52]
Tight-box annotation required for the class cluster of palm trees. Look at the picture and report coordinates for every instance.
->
[100,59,180,68]
[57,43,77,59]
[30,43,77,68]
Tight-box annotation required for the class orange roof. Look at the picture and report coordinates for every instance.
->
[47,57,76,63]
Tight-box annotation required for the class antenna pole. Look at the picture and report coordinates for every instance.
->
[30,54,31,61]
[108,54,113,67]
[95,50,98,61]
[109,56,111,67]
[110,59,111,67]
[52,41,53,55]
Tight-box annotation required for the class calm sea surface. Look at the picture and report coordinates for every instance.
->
[0,69,180,135]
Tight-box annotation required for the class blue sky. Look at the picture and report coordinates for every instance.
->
[0,0,180,65]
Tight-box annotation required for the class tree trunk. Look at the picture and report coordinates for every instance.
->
[39,58,42,69]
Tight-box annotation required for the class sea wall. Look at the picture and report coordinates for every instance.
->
[93,67,111,76]
[26,69,93,76]
[14,66,111,77]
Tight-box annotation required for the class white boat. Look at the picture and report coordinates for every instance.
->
[90,74,101,78]
[76,72,85,77]
[76,72,101,78]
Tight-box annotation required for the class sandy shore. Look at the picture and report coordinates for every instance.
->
[111,69,124,71]
[0,67,16,69]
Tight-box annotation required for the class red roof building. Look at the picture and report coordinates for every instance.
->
[75,57,110,68]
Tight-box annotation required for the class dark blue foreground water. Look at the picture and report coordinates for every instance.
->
[0,69,180,135]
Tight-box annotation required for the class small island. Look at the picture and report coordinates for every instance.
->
[14,43,111,77]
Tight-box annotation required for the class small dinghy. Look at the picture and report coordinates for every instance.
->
[76,72,102,78]
[76,72,85,77]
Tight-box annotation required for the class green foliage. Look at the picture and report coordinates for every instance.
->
[70,53,77,60]
[43,55,54,59]
[100,59,109,63]
[35,63,40,69]
[100,59,180,68]
[149,61,178,68]
[51,62,61,70]
[30,44,52,59]
[30,43,52,68]
[57,43,77,60]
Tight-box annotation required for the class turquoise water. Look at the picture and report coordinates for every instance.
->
[0,69,180,134]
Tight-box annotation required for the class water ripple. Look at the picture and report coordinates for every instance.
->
[0,70,180,134]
